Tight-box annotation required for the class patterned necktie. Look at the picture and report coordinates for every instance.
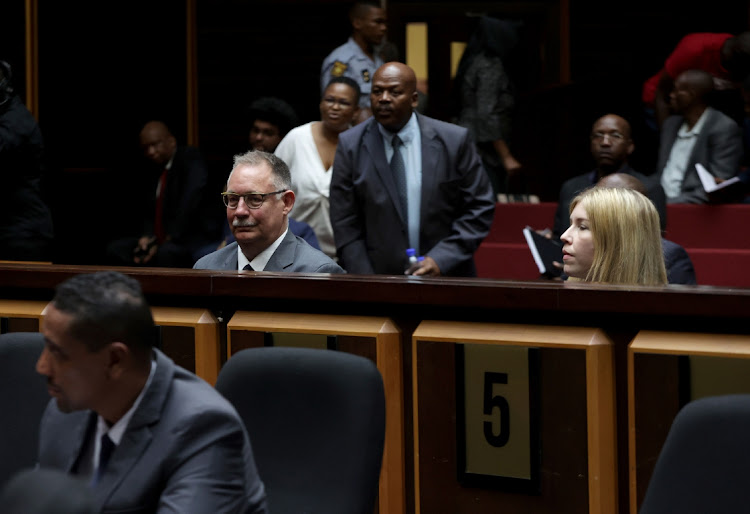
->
[390,135,408,224]
[91,433,115,486]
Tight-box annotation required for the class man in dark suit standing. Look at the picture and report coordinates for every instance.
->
[106,120,218,267]
[35,271,267,513]
[330,61,495,276]
[194,151,343,273]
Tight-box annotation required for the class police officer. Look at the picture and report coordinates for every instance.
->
[320,0,387,115]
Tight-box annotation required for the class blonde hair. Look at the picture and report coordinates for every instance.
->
[569,187,667,286]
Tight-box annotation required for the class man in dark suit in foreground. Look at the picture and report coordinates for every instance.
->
[35,271,267,513]
[194,151,344,273]
[330,61,495,276]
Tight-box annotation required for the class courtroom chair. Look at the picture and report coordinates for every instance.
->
[215,346,385,514]
[0,468,95,514]
[639,394,750,514]
[0,332,49,488]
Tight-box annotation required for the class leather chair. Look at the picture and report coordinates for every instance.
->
[215,346,385,514]
[639,394,750,513]
[0,332,49,488]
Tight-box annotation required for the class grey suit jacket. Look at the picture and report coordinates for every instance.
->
[330,113,495,276]
[37,350,267,514]
[193,228,344,273]
[657,107,743,204]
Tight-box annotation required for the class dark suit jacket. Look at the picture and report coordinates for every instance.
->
[193,228,344,273]
[0,96,54,256]
[662,238,697,285]
[139,146,216,249]
[330,113,495,276]
[657,107,743,204]
[553,166,667,237]
[37,349,267,514]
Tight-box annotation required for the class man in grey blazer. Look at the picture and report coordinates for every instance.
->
[656,69,744,204]
[194,151,344,273]
[35,271,267,514]
[330,62,495,276]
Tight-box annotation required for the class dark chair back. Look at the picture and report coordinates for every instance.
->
[639,394,750,514]
[0,332,49,488]
[215,346,385,514]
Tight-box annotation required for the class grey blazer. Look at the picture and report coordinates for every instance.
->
[656,107,743,204]
[330,113,495,276]
[193,228,344,273]
[37,349,267,514]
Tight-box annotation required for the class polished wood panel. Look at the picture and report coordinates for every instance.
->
[150,307,220,385]
[412,321,617,514]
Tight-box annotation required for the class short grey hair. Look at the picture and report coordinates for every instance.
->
[227,150,292,190]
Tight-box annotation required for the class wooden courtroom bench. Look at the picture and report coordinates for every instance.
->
[628,330,750,514]
[5,263,750,513]
[0,299,50,333]
[412,321,617,514]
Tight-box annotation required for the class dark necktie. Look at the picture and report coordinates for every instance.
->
[91,433,115,486]
[390,135,408,224]
[243,263,254,271]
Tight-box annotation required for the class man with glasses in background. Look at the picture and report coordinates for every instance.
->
[549,113,667,238]
[194,151,343,273]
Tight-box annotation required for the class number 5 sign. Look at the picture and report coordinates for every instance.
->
[456,344,540,493]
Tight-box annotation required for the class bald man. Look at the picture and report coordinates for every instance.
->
[656,69,743,204]
[330,62,495,276]
[552,113,667,238]
[106,121,219,267]
[597,173,697,285]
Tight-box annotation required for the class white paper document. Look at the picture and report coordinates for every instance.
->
[695,163,740,193]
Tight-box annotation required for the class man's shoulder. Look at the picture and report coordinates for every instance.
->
[322,39,358,65]
[193,243,236,270]
[291,236,345,273]
[705,107,741,129]
[560,173,592,192]
[338,118,375,145]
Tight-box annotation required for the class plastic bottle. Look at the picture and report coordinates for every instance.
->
[406,248,418,266]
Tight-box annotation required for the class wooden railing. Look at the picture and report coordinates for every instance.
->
[3,263,750,514]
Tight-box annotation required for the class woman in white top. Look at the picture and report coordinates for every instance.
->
[274,77,361,259]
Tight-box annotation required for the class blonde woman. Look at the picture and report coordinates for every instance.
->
[560,187,668,285]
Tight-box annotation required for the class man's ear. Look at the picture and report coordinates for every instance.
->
[282,190,296,215]
[106,342,130,380]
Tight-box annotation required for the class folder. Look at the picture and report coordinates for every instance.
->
[523,226,563,278]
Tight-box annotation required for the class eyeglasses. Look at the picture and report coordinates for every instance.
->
[222,190,287,209]
[590,132,626,142]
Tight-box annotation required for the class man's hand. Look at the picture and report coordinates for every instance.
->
[406,256,441,277]
[133,236,158,264]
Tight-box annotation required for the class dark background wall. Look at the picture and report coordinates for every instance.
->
[2,0,749,264]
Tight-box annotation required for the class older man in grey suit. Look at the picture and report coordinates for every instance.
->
[36,271,267,514]
[656,69,744,204]
[194,151,344,273]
